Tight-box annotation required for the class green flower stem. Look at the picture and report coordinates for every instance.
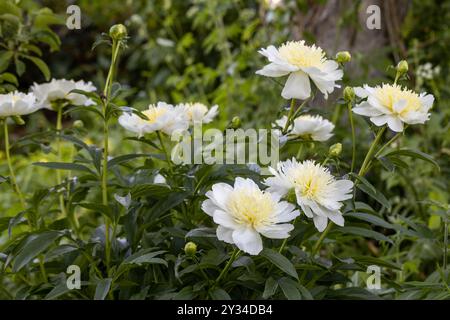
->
[278,218,297,253]
[373,129,405,159]
[295,143,304,159]
[311,222,334,256]
[157,131,172,170]
[214,248,240,286]
[101,38,122,275]
[55,106,79,232]
[282,99,296,134]
[357,126,386,178]
[283,99,310,134]
[347,102,356,173]
[3,119,26,209]
[444,219,448,270]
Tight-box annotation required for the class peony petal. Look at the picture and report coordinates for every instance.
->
[393,99,408,113]
[232,227,263,255]
[370,115,389,126]
[281,71,311,100]
[217,225,234,244]
[387,116,404,132]
[313,215,328,232]
[257,223,294,239]
[256,63,292,77]
[213,210,238,229]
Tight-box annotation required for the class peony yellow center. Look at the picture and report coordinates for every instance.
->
[227,188,275,228]
[291,162,333,200]
[141,106,167,124]
[278,41,326,69]
[374,84,422,115]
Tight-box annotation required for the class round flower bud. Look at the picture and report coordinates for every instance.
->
[329,143,342,157]
[343,86,355,102]
[109,24,127,41]
[184,242,197,256]
[73,120,84,128]
[335,51,351,63]
[230,116,241,129]
[396,60,409,76]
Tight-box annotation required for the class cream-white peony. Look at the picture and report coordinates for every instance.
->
[353,84,434,132]
[31,78,96,110]
[275,114,334,141]
[264,159,353,232]
[0,91,39,117]
[201,177,300,255]
[118,102,188,136]
[178,102,218,124]
[256,41,343,100]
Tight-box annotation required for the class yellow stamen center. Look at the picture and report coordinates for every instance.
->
[278,41,326,69]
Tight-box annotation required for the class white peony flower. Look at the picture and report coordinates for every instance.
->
[0,91,39,117]
[256,41,343,100]
[274,114,334,141]
[118,102,188,137]
[201,177,300,255]
[353,84,434,132]
[154,173,167,184]
[178,102,218,124]
[31,78,96,110]
[264,159,353,232]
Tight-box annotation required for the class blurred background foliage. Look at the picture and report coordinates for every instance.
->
[0,0,449,299]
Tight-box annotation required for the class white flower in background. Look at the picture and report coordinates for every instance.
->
[154,173,167,184]
[0,91,39,117]
[353,84,434,132]
[274,114,334,141]
[201,177,299,255]
[264,159,353,232]
[31,79,96,110]
[178,102,218,124]
[256,41,343,100]
[118,102,188,137]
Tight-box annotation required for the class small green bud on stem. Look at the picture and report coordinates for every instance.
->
[343,86,355,103]
[329,143,342,157]
[336,51,351,63]
[109,24,128,41]
[184,242,197,256]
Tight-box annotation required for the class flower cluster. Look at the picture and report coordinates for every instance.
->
[0,78,97,118]
[118,102,218,137]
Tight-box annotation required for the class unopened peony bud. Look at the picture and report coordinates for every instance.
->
[329,143,342,157]
[109,24,127,41]
[343,87,355,102]
[396,60,409,75]
[230,116,241,129]
[336,51,351,63]
[184,242,197,256]
[73,120,84,128]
